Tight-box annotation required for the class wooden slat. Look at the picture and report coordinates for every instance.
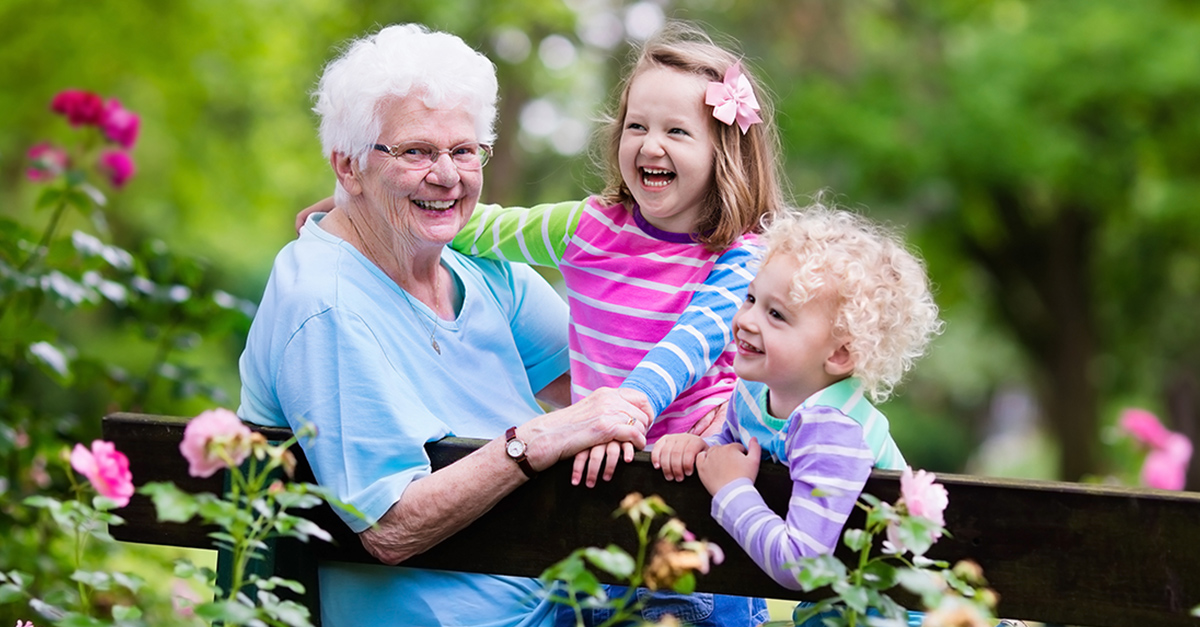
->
[104,412,1200,627]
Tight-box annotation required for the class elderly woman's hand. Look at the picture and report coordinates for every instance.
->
[521,387,653,473]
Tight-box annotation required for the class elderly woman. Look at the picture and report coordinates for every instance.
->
[237,24,652,627]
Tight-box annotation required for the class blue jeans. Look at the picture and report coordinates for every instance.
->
[555,585,769,627]
[793,602,923,627]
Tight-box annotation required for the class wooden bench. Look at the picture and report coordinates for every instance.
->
[103,412,1200,627]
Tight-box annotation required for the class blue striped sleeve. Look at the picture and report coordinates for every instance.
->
[621,240,759,416]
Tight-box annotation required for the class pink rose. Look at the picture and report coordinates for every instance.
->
[1141,432,1193,491]
[180,409,254,478]
[1119,408,1172,449]
[50,89,106,127]
[69,440,134,507]
[26,142,69,182]
[100,99,140,149]
[900,467,948,527]
[886,467,949,555]
[98,150,136,187]
[170,579,202,617]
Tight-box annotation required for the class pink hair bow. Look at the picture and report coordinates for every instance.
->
[705,62,762,134]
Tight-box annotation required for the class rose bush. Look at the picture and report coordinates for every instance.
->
[3,410,346,627]
[541,493,724,627]
[2,88,261,625]
[774,468,999,627]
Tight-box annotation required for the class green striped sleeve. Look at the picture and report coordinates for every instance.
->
[451,199,586,268]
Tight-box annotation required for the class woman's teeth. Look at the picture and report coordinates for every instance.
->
[414,200,455,211]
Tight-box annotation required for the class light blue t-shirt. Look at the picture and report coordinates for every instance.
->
[238,214,569,627]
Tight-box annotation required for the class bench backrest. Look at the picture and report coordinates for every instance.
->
[103,412,1200,627]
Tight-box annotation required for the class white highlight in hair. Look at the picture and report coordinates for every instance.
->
[311,24,499,203]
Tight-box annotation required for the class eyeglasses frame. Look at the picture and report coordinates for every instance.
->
[371,141,493,170]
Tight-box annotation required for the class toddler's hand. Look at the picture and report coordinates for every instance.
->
[696,437,761,495]
[651,434,708,482]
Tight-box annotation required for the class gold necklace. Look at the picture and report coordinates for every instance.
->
[403,270,443,355]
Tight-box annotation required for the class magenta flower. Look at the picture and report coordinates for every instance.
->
[16,620,37,627]
[98,149,136,187]
[26,142,70,182]
[1141,432,1193,491]
[70,440,134,507]
[1119,408,1193,490]
[180,408,254,478]
[100,98,140,149]
[1119,408,1172,449]
[50,89,106,127]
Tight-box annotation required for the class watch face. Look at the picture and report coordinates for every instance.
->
[506,438,525,457]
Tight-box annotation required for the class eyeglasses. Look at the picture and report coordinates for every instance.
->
[372,141,493,170]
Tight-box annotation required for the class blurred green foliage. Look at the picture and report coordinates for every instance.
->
[4,0,1198,621]
[1,0,1196,573]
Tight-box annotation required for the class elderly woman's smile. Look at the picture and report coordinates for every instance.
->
[358,98,483,248]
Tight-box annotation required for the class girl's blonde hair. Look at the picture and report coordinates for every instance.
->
[597,22,785,252]
[762,201,944,402]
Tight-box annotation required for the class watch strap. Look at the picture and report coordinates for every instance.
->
[505,426,537,479]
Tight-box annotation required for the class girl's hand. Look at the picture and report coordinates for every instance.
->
[687,402,728,438]
[296,196,336,233]
[651,434,709,482]
[571,441,634,488]
[696,437,761,496]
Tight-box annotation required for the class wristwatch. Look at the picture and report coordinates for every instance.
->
[505,426,536,479]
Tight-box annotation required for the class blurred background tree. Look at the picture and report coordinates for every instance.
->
[2,0,1197,498]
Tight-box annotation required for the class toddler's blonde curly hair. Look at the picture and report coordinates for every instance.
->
[761,202,943,402]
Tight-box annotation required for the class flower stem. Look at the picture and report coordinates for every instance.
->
[0,195,69,323]
[17,194,69,274]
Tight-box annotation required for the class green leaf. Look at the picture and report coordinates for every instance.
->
[843,528,870,552]
[22,495,62,511]
[70,570,112,591]
[0,582,25,604]
[112,604,142,621]
[249,575,305,594]
[894,568,944,608]
[869,590,909,620]
[833,578,870,614]
[671,571,696,595]
[111,571,145,594]
[64,186,97,214]
[571,569,604,598]
[893,516,939,557]
[54,613,107,627]
[539,550,587,584]
[583,546,635,579]
[859,493,883,509]
[860,560,898,591]
[793,554,847,591]
[35,187,65,210]
[138,481,199,523]
[195,599,259,624]
[290,517,333,543]
[259,596,310,627]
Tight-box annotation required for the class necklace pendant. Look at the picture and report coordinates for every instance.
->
[431,337,441,355]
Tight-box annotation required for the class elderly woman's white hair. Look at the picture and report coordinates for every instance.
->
[313,24,499,202]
